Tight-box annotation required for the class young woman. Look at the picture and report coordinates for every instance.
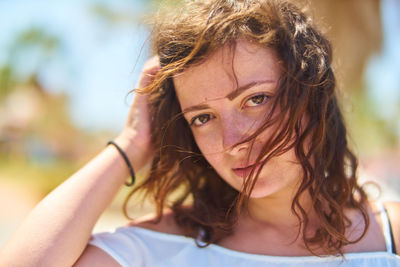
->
[1,0,399,266]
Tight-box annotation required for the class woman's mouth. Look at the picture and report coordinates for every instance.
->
[232,162,262,178]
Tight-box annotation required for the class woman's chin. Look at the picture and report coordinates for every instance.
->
[246,187,278,199]
[241,177,296,199]
[235,179,279,199]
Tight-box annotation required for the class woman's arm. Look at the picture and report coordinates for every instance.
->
[0,57,160,267]
[385,201,400,255]
[0,142,134,267]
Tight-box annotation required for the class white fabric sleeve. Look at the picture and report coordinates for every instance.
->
[89,228,145,267]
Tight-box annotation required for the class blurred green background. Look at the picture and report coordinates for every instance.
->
[1,0,399,246]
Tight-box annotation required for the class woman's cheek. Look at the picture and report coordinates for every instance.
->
[193,131,221,159]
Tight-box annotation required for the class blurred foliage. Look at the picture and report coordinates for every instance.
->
[89,3,140,25]
[344,88,399,156]
[0,155,78,197]
[151,0,182,7]
[0,65,12,98]
[0,27,61,98]
[89,0,182,25]
[12,27,60,54]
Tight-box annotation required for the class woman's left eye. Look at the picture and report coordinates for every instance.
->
[244,94,269,107]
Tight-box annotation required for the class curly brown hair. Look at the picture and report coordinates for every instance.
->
[124,0,369,256]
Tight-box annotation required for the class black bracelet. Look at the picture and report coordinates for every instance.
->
[107,140,135,186]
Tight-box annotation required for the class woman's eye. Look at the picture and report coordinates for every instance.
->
[190,114,214,126]
[245,94,269,107]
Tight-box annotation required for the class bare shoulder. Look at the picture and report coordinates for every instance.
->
[127,208,185,236]
[73,245,120,267]
[383,201,400,254]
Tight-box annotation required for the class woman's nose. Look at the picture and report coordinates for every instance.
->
[221,114,254,155]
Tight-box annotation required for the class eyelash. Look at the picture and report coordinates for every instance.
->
[244,93,270,107]
[189,93,270,127]
[190,114,215,126]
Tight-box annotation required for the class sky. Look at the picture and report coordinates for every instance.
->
[365,0,400,125]
[0,0,399,134]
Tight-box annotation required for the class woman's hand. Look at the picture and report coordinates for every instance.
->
[115,56,160,172]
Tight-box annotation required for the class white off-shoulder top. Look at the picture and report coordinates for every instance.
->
[89,203,399,267]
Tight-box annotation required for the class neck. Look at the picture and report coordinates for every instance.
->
[242,189,317,233]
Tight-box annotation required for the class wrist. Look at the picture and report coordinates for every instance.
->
[113,131,152,173]
[107,140,135,186]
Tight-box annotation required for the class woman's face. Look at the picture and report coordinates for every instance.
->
[173,39,302,198]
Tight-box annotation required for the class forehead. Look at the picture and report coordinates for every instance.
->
[173,39,281,110]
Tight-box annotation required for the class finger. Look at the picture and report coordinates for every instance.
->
[138,58,161,89]
[143,56,161,71]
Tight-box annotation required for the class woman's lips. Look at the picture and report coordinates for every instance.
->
[232,162,262,178]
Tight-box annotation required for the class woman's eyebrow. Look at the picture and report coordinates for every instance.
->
[182,103,210,114]
[182,80,275,114]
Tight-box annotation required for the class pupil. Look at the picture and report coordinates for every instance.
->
[199,115,208,123]
[252,95,265,104]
